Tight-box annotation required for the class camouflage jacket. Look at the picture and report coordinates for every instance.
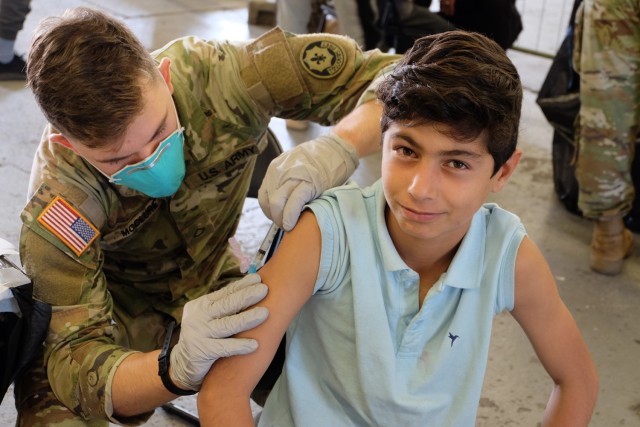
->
[19,28,398,423]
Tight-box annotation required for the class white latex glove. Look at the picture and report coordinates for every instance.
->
[258,132,359,231]
[170,274,269,391]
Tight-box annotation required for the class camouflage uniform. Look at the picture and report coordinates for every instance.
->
[15,27,399,425]
[573,0,640,219]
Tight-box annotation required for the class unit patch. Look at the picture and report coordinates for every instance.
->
[300,40,346,79]
[38,196,100,256]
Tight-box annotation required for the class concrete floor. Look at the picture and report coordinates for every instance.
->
[1,0,639,426]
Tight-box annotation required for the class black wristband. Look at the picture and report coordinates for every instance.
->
[158,320,197,396]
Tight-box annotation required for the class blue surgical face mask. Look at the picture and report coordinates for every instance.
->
[107,117,186,198]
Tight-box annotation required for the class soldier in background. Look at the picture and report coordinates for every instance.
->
[0,0,31,80]
[573,0,639,275]
[17,7,398,425]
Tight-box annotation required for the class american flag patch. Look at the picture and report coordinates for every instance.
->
[37,196,100,256]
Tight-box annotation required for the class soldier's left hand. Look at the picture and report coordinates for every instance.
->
[169,274,268,391]
[258,132,359,231]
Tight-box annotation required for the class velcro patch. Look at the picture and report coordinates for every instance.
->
[300,40,346,79]
[37,196,100,256]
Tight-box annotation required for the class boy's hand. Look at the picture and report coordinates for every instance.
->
[258,132,359,231]
[170,274,269,391]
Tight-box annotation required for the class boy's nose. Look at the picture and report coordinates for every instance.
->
[408,166,438,200]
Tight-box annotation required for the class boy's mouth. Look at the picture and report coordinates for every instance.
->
[399,204,443,222]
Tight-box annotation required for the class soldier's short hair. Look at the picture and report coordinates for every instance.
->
[376,30,522,175]
[27,7,160,148]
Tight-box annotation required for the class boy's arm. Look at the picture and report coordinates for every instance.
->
[197,210,322,426]
[511,237,599,427]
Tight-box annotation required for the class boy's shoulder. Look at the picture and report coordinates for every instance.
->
[319,180,379,200]
[476,203,527,258]
[312,181,381,215]
[480,202,521,221]
[309,181,381,228]
[477,203,525,245]
[443,204,526,297]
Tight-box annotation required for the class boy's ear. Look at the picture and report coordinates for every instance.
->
[491,149,522,193]
[50,134,76,152]
[157,57,174,94]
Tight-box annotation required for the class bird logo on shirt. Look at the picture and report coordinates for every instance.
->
[448,332,460,347]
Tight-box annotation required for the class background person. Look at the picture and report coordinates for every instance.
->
[573,0,639,275]
[0,0,31,80]
[384,0,521,53]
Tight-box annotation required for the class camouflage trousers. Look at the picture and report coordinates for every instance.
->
[574,0,640,219]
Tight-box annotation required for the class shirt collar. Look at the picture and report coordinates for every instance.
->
[374,181,489,289]
[440,208,488,289]
[373,181,409,273]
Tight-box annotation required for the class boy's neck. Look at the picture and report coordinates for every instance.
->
[386,208,469,289]
[402,243,458,280]
[401,243,459,309]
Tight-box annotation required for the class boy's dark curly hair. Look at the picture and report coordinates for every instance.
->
[377,30,522,174]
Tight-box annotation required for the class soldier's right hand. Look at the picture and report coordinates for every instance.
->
[169,274,269,391]
[258,132,359,231]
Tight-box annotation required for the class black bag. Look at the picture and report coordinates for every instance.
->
[0,250,51,404]
[536,13,582,215]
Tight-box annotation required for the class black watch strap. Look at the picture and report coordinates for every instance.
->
[158,320,197,396]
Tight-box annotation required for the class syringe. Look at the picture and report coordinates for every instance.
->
[248,223,280,273]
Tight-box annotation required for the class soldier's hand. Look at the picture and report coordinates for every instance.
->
[258,132,359,231]
[170,274,269,391]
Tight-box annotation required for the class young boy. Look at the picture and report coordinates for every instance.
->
[198,30,599,426]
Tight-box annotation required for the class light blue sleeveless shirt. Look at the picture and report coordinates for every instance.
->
[259,180,526,427]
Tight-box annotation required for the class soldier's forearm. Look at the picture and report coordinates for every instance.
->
[333,100,383,158]
[111,350,176,417]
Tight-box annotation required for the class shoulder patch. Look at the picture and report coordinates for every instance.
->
[300,40,346,79]
[37,196,100,256]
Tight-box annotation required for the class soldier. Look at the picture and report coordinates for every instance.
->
[573,0,640,275]
[17,6,399,425]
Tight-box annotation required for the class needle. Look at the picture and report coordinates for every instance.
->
[248,223,279,273]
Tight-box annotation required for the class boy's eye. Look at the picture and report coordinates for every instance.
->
[447,159,469,169]
[396,146,416,157]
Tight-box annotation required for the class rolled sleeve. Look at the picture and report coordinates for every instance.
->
[238,27,400,125]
